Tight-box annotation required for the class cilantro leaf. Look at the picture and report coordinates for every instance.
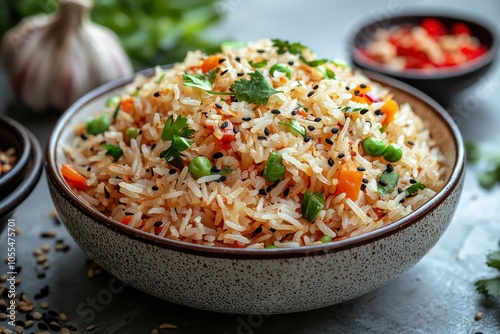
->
[278,119,306,137]
[102,144,123,162]
[171,135,193,152]
[377,171,399,198]
[230,70,281,105]
[299,55,328,67]
[476,278,500,298]
[183,73,214,92]
[161,115,195,141]
[486,250,500,271]
[249,60,268,68]
[301,189,325,223]
[341,107,363,113]
[272,39,307,55]
[318,65,335,79]
[404,182,426,196]
[214,166,233,176]
[160,147,185,170]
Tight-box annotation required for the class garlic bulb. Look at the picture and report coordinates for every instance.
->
[1,0,132,112]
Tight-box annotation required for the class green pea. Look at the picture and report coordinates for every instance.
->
[362,137,387,157]
[105,95,120,107]
[320,235,332,243]
[269,63,292,79]
[384,143,403,162]
[189,156,213,180]
[266,245,278,249]
[86,115,110,136]
[126,127,138,140]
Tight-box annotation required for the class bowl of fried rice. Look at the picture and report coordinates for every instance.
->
[46,39,465,314]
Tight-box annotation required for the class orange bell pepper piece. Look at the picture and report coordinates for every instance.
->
[202,55,222,73]
[381,99,399,125]
[120,98,134,113]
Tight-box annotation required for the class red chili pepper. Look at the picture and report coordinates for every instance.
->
[210,120,235,150]
[421,18,448,37]
[363,91,383,103]
[155,226,163,235]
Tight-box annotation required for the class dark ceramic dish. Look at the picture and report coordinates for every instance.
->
[0,122,43,229]
[349,12,498,104]
[0,115,31,198]
[46,69,465,314]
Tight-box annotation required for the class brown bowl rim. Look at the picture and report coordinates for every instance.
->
[45,68,465,259]
[348,11,498,80]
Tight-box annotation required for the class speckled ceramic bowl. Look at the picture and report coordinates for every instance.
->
[46,69,465,314]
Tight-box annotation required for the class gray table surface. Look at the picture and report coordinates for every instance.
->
[1,0,500,333]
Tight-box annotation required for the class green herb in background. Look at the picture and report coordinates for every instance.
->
[465,140,500,189]
[475,241,500,298]
[0,0,224,69]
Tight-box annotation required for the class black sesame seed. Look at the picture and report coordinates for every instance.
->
[338,153,345,158]
[237,72,245,76]
[331,127,339,134]
[152,186,159,191]
[87,166,91,172]
[345,86,350,90]
[410,179,417,184]
[221,121,229,129]
[362,178,368,184]
[360,109,369,115]
[139,130,143,135]
[375,109,383,116]
[360,84,367,89]
[104,187,110,199]
[386,164,394,173]
[399,198,406,203]
[288,60,294,65]
[80,134,88,140]
[283,187,290,197]
[304,136,312,143]
[215,103,222,109]
[66,325,78,331]
[212,152,223,159]
[219,176,227,182]
[220,69,228,76]
[233,127,239,134]
[314,117,322,122]
[264,127,271,136]
[252,226,263,235]
[307,125,315,131]
[407,140,414,146]
[257,49,265,53]
[124,212,134,216]
[26,314,33,321]
[397,188,403,194]
[259,189,267,196]
[47,310,58,317]
[218,58,226,64]
[271,109,281,114]
[354,89,360,96]
[211,166,220,173]
[328,158,334,167]
[307,91,315,97]
[357,166,366,172]
[169,169,177,175]
[270,228,277,232]
[153,92,160,97]
[154,221,163,227]
[360,184,367,191]
[379,180,388,187]
[151,143,157,150]
[235,57,241,62]
[37,272,46,279]
[49,323,61,331]
[325,138,334,145]
[16,320,25,327]
[313,84,319,90]
[258,135,267,140]
[291,109,298,116]
[242,116,251,121]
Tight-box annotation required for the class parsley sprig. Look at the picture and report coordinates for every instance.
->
[475,242,500,297]
[271,39,328,67]
[160,115,195,169]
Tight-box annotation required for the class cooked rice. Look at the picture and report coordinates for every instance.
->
[0,148,16,176]
[63,39,444,248]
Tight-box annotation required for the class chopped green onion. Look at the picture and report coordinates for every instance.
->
[249,60,268,68]
[404,182,426,196]
[102,144,123,162]
[263,151,286,182]
[171,135,193,152]
[301,189,325,223]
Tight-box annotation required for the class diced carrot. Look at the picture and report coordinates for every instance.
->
[120,216,133,225]
[335,163,363,201]
[201,55,222,73]
[61,164,88,191]
[381,99,399,125]
[120,98,134,113]
[231,241,245,248]
[297,109,309,118]
[351,95,366,104]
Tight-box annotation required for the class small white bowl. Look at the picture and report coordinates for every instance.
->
[46,69,465,314]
